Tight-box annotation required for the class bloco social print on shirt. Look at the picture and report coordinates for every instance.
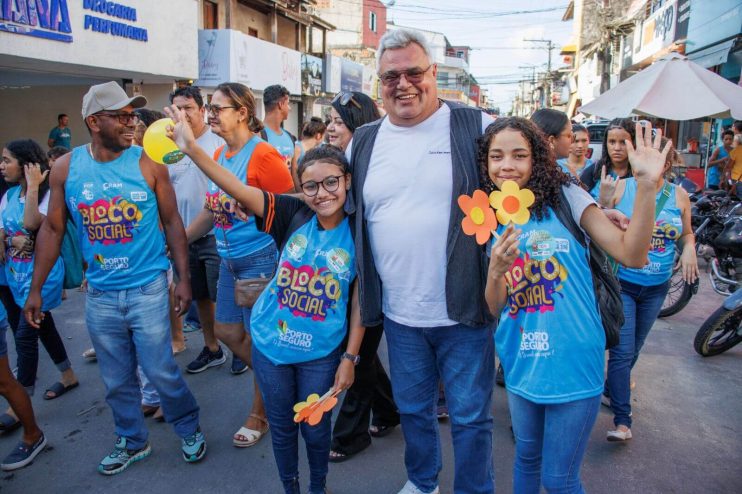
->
[77,195,143,245]
[504,229,570,318]
[651,219,681,253]
[205,190,237,230]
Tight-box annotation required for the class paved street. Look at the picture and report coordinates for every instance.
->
[0,264,740,493]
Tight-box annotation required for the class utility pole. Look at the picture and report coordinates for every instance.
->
[524,39,555,108]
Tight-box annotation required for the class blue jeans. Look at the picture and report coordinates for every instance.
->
[216,245,278,326]
[86,273,200,449]
[606,279,669,428]
[508,392,600,494]
[253,346,339,494]
[384,317,495,494]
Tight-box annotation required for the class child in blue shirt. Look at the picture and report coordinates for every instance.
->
[482,117,669,492]
[168,105,364,494]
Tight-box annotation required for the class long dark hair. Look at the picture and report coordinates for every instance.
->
[478,117,571,221]
[531,108,570,138]
[590,118,636,182]
[4,139,51,207]
[330,92,381,133]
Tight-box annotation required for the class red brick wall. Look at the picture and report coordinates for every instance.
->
[362,0,387,49]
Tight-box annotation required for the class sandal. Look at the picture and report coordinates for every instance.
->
[369,424,396,438]
[232,414,269,448]
[328,449,352,463]
[0,413,20,434]
[43,381,79,400]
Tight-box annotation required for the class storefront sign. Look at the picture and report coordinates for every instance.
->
[197,29,301,94]
[83,0,147,42]
[635,0,677,62]
[302,54,323,96]
[0,0,73,42]
[686,0,741,55]
[340,58,363,93]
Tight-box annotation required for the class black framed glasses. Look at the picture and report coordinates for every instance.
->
[95,112,140,125]
[332,92,361,109]
[378,64,434,87]
[300,175,345,197]
[204,104,238,116]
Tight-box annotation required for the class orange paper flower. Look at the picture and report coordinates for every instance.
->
[293,388,342,425]
[458,190,498,245]
[489,180,535,225]
[293,393,321,423]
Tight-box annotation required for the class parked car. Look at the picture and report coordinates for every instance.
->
[585,121,608,162]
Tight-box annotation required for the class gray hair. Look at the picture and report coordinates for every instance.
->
[376,28,433,68]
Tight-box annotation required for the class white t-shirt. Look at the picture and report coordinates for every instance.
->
[362,105,493,327]
[0,189,50,217]
[168,128,225,229]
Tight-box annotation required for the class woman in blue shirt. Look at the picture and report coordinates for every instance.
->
[169,106,365,494]
[603,138,698,441]
[557,124,594,178]
[580,118,636,205]
[0,140,78,416]
[482,118,669,493]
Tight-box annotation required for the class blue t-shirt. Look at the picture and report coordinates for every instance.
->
[251,193,356,365]
[49,126,71,149]
[557,158,593,177]
[1,186,64,310]
[66,145,170,291]
[616,179,682,286]
[206,136,275,259]
[263,127,295,171]
[492,185,604,404]
[708,147,729,187]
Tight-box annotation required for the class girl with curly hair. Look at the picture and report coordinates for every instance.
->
[481,117,670,493]
[580,118,636,206]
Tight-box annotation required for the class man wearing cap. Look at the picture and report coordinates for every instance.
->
[25,81,207,475]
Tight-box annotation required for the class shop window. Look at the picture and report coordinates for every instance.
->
[248,27,258,38]
[369,11,377,33]
[203,0,218,29]
[456,50,464,58]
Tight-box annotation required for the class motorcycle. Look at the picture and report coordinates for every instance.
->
[694,212,742,356]
[659,190,739,317]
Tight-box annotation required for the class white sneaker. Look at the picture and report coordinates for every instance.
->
[607,428,632,442]
[397,480,440,494]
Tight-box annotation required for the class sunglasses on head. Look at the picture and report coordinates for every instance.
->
[332,92,362,110]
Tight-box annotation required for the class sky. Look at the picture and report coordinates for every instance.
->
[383,0,574,113]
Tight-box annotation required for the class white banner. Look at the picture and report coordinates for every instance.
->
[197,29,301,94]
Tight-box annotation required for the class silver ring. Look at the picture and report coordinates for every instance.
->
[505,249,513,256]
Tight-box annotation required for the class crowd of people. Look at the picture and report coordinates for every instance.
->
[0,26,736,493]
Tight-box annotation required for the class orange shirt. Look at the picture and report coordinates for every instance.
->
[729,146,742,181]
[213,141,294,193]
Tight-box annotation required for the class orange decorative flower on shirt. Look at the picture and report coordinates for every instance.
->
[458,189,498,245]
[489,180,535,225]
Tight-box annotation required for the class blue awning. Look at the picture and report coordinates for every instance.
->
[687,39,736,68]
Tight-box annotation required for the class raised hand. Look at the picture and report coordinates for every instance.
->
[627,122,671,184]
[163,105,197,154]
[599,165,620,207]
[24,163,48,189]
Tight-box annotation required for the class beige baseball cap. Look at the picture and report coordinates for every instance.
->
[81,81,147,119]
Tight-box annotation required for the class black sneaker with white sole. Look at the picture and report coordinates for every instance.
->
[186,346,227,374]
[1,433,47,471]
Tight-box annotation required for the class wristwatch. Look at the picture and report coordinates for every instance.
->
[341,352,360,366]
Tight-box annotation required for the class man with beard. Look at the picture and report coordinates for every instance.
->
[25,81,206,475]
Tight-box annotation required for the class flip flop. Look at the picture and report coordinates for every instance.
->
[43,381,79,400]
[0,413,20,433]
[232,415,269,448]
[369,424,397,438]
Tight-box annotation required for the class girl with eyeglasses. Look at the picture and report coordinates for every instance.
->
[183,82,295,449]
[326,92,401,463]
[165,108,364,494]
[580,118,637,207]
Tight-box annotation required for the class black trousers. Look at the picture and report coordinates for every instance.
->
[331,323,399,455]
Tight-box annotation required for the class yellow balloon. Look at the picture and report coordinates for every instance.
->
[142,118,184,165]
